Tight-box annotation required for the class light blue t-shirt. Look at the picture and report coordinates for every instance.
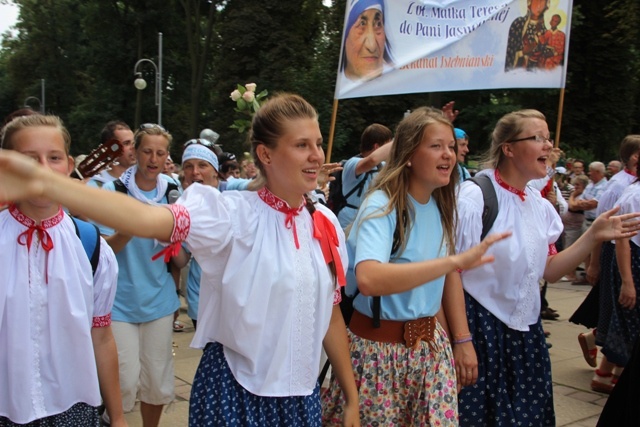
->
[337,156,382,229]
[186,255,202,321]
[97,180,180,323]
[347,190,446,320]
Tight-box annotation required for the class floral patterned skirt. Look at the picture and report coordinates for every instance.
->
[322,319,457,426]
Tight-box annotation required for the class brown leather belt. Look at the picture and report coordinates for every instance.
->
[349,310,437,350]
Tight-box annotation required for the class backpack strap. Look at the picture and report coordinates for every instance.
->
[114,179,179,203]
[70,216,101,276]
[113,179,127,194]
[468,174,499,240]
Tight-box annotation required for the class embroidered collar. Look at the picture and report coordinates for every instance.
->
[494,169,526,201]
[624,168,637,177]
[9,204,64,284]
[258,187,305,249]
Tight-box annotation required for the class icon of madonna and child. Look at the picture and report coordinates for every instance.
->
[505,0,567,72]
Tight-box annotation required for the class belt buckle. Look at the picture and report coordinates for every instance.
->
[403,318,433,350]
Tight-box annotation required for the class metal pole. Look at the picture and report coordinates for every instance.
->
[41,79,45,113]
[158,32,163,126]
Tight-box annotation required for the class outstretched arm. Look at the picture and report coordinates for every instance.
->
[356,231,511,296]
[545,207,640,282]
[0,150,174,241]
[354,141,394,176]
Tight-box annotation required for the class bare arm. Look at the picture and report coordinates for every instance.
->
[103,232,134,254]
[323,305,360,427]
[356,232,511,297]
[442,271,477,389]
[0,150,174,241]
[616,238,636,310]
[545,207,640,282]
[354,142,393,176]
[91,326,127,427]
[586,242,603,284]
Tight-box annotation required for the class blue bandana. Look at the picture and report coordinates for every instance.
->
[454,128,468,140]
[182,144,219,171]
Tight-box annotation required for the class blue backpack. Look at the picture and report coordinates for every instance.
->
[70,216,100,276]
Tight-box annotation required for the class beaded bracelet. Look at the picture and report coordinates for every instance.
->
[453,332,472,340]
[453,336,473,345]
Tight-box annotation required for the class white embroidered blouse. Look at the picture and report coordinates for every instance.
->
[456,170,563,331]
[174,185,347,397]
[0,206,118,424]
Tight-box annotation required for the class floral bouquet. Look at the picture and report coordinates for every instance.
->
[229,83,268,133]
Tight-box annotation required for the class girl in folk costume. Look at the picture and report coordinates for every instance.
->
[0,115,126,426]
[0,94,359,427]
[450,110,640,426]
[323,107,510,425]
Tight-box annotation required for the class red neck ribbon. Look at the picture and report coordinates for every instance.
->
[10,204,63,284]
[495,169,526,201]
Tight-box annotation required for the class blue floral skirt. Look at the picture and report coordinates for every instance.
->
[189,342,321,427]
[0,403,99,427]
[458,292,555,426]
[598,241,640,366]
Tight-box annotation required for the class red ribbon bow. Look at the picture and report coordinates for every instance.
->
[152,241,182,263]
[312,210,346,287]
[18,224,54,254]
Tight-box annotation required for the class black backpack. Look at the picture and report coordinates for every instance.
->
[327,159,380,216]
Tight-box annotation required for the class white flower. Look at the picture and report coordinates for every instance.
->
[245,83,257,92]
[230,89,241,101]
[242,91,255,102]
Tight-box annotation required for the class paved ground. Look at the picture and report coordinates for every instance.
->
[122,280,610,426]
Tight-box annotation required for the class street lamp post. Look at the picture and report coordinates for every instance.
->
[23,79,46,113]
[133,32,163,126]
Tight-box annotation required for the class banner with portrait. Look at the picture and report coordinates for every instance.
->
[335,0,573,99]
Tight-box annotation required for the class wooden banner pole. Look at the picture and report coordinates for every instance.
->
[326,99,339,163]
[554,88,566,148]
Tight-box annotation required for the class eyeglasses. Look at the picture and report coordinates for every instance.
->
[509,135,553,144]
[184,138,214,148]
[139,123,167,132]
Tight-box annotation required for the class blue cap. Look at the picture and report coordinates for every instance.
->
[454,128,468,140]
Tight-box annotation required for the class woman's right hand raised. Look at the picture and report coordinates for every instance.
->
[451,231,512,271]
[0,150,49,204]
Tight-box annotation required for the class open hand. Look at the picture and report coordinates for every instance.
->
[452,231,512,271]
[442,101,459,123]
[318,162,343,189]
[591,207,640,242]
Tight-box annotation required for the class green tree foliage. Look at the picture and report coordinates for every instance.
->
[1,0,639,165]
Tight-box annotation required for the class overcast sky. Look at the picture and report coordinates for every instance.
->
[0,2,19,36]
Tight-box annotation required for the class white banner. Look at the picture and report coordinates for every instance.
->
[335,0,573,99]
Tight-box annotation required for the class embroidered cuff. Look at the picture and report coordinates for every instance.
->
[168,203,191,243]
[93,313,111,328]
[333,288,342,306]
[548,244,558,256]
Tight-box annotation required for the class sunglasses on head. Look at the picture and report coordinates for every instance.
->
[139,123,167,132]
[184,138,215,148]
